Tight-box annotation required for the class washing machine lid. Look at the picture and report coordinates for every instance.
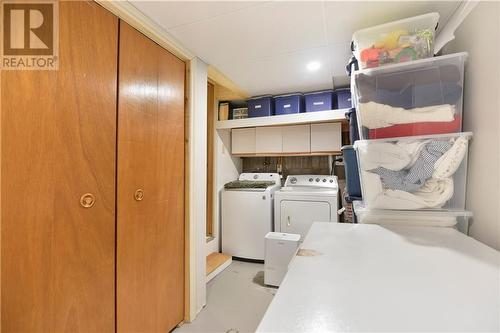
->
[224,173,281,191]
[239,173,281,184]
[224,180,276,190]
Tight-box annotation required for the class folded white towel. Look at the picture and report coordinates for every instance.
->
[359,139,430,171]
[433,136,469,178]
[358,101,456,129]
[359,142,411,171]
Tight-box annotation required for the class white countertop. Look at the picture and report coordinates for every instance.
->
[257,222,500,332]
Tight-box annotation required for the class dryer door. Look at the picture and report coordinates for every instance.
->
[280,200,331,240]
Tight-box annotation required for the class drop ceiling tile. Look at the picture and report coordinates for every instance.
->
[168,1,328,65]
[324,1,460,45]
[328,43,352,77]
[132,1,263,30]
[220,46,337,96]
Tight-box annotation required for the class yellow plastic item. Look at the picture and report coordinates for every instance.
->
[374,29,409,50]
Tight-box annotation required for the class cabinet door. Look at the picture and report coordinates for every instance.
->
[280,201,332,239]
[311,123,342,153]
[256,127,283,154]
[232,128,256,154]
[1,2,117,331]
[117,22,185,332]
[282,125,311,153]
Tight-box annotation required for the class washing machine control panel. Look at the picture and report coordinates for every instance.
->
[238,173,281,185]
[284,175,338,189]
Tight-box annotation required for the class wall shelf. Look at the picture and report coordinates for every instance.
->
[215,109,349,130]
[232,151,342,157]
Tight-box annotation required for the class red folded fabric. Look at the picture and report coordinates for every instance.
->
[368,116,462,139]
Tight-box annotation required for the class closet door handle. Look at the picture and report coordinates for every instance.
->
[80,193,95,208]
[134,189,144,201]
[287,216,291,227]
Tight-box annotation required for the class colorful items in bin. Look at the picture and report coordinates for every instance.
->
[232,107,248,119]
[353,13,439,69]
[360,29,432,68]
[334,88,352,109]
[354,133,471,210]
[274,93,304,115]
[304,90,333,112]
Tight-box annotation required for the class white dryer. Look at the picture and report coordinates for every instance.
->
[222,173,281,261]
[274,175,338,240]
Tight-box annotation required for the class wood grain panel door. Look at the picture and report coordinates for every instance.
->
[117,22,185,332]
[1,2,118,332]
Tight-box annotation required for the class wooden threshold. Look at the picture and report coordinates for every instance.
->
[206,253,232,282]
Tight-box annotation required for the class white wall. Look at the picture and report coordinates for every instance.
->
[206,128,242,255]
[444,2,500,250]
[188,57,208,319]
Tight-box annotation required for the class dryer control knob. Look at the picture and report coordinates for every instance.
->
[315,178,320,182]
[309,178,313,182]
[290,177,297,184]
[322,179,327,182]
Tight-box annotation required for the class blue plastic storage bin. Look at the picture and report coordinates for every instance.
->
[341,145,362,198]
[304,90,334,112]
[274,93,304,115]
[247,95,274,117]
[335,88,352,109]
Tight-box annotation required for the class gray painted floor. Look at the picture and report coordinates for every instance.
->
[175,260,277,333]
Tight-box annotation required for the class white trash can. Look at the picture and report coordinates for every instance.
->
[264,232,301,287]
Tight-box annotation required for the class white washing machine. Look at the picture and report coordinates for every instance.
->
[222,173,281,261]
[274,175,338,240]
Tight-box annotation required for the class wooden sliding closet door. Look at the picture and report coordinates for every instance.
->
[117,22,185,332]
[1,2,118,332]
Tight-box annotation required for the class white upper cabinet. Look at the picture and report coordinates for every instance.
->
[282,125,310,153]
[231,122,342,155]
[231,128,256,154]
[256,127,283,154]
[310,123,342,153]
